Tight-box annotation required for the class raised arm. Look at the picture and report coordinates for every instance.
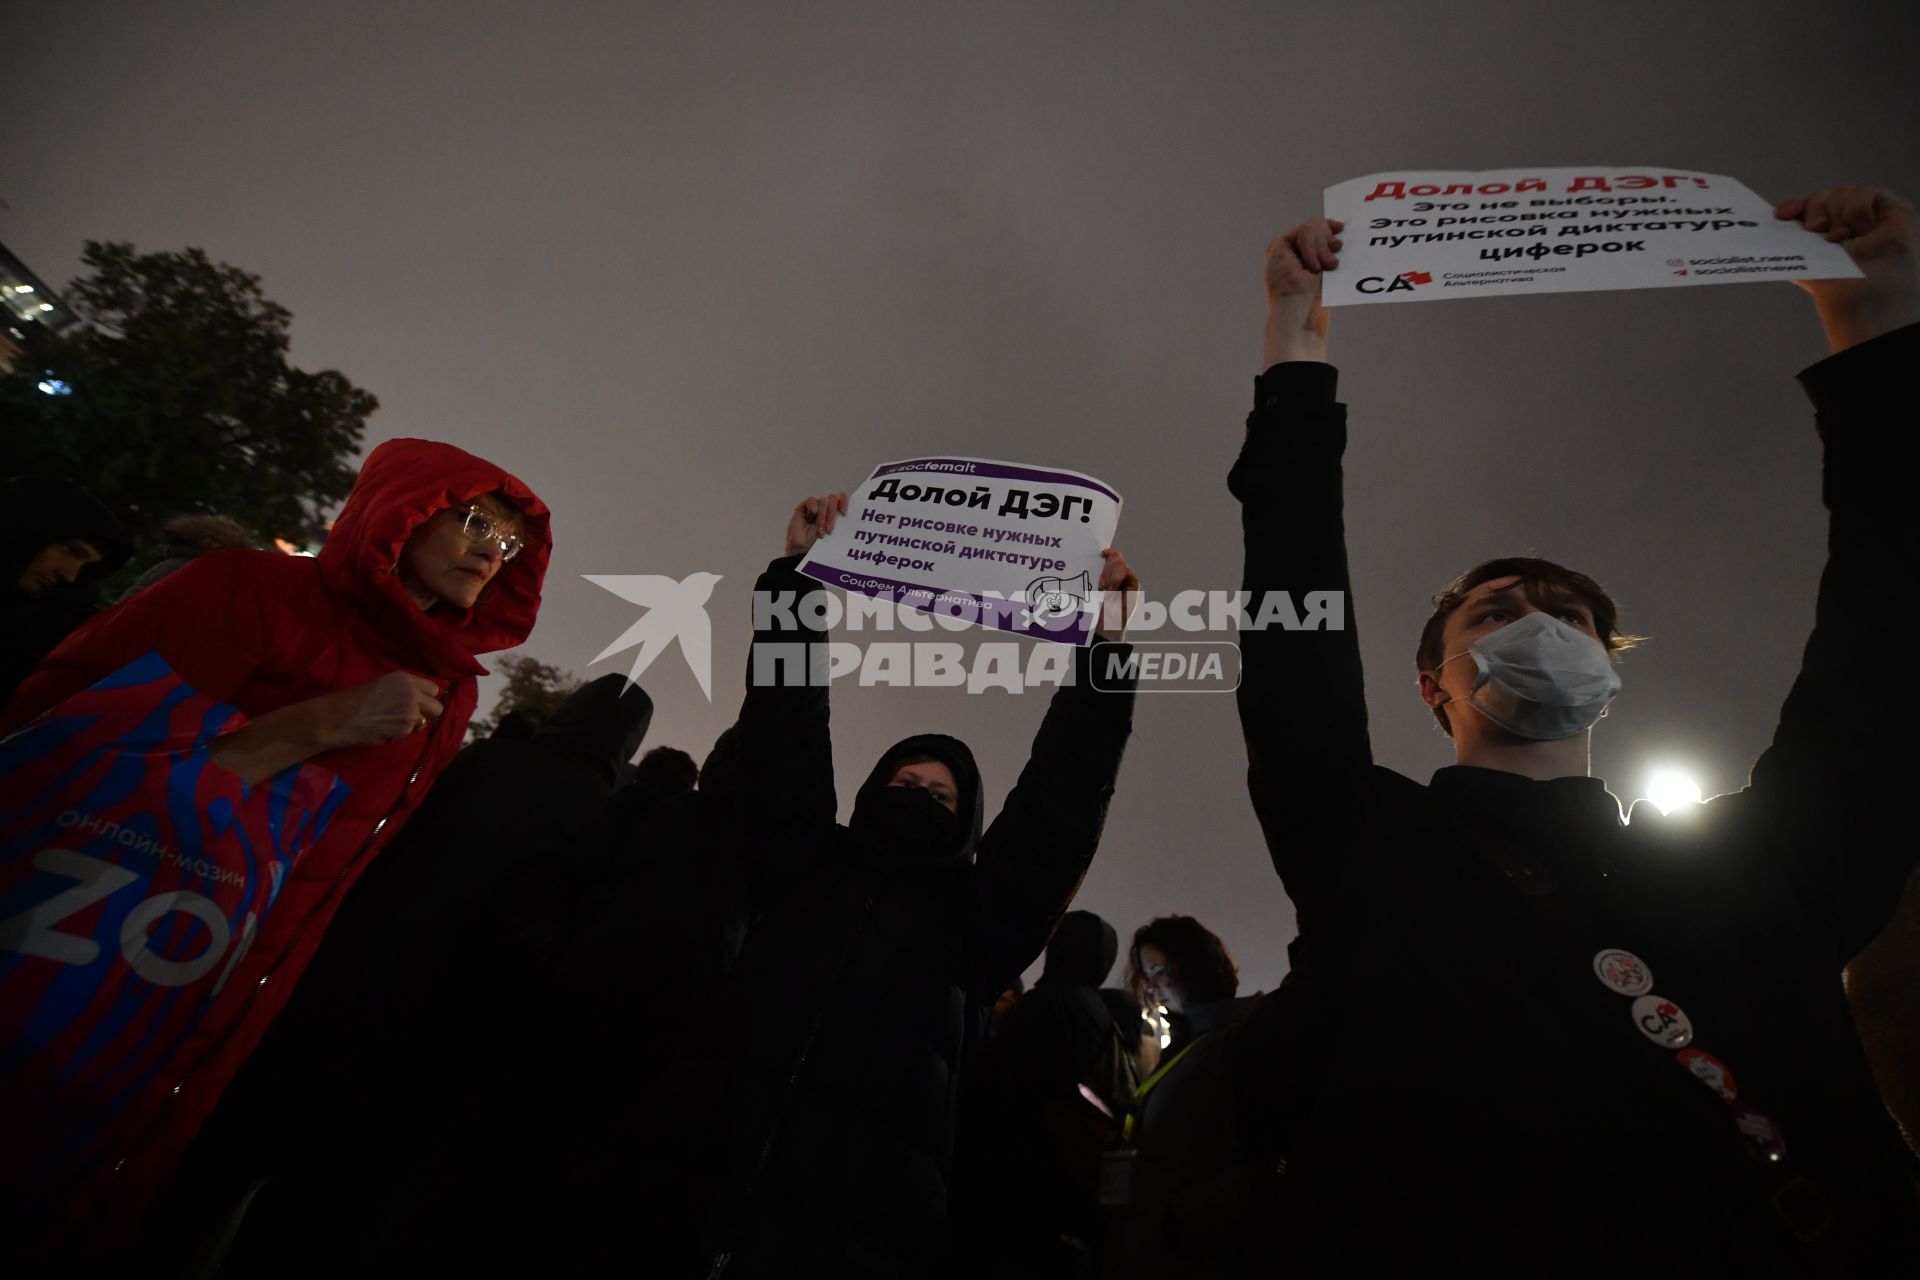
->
[1745,187,1920,964]
[1229,218,1377,904]
[733,493,848,897]
[967,550,1140,992]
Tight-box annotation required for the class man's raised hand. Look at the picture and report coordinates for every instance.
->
[1094,548,1141,643]
[1775,185,1919,353]
[785,492,850,558]
[1264,217,1343,368]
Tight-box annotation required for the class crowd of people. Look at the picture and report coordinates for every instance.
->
[2,183,1918,1276]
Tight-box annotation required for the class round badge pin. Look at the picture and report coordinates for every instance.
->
[1731,1102,1787,1163]
[1676,1048,1738,1101]
[1630,994,1693,1048]
[1592,949,1654,997]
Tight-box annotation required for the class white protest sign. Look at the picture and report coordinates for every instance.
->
[1322,167,1860,306]
[797,457,1122,646]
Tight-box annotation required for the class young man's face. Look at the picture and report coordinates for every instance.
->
[18,539,103,596]
[400,495,523,611]
[1419,575,1604,733]
[887,759,959,815]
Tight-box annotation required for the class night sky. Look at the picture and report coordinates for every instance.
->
[9,1,1916,992]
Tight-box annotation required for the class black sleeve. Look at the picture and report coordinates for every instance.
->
[1227,362,1377,917]
[734,555,839,905]
[1747,322,1920,963]
[966,642,1136,993]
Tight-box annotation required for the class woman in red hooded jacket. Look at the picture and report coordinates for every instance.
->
[0,437,550,1251]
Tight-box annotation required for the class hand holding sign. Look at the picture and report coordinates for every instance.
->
[1264,218,1343,367]
[1774,185,1920,353]
[1094,548,1141,643]
[785,492,850,557]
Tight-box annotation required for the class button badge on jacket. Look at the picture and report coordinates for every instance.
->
[1591,948,1653,996]
[1630,995,1693,1048]
[1675,1048,1738,1102]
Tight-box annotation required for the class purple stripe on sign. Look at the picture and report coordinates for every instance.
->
[797,560,1093,646]
[873,458,1120,502]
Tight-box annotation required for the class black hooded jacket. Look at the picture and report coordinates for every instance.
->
[154,674,656,1275]
[0,475,131,702]
[642,555,1136,1279]
[989,910,1124,1097]
[947,911,1133,1276]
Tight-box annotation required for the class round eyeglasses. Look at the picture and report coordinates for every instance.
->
[459,506,525,561]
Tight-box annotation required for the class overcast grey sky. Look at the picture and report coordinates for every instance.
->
[8,0,1916,992]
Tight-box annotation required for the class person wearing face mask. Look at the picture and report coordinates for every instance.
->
[0,438,549,1260]
[1222,187,1920,1269]
[622,493,1140,1279]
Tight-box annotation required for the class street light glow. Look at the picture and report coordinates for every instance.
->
[1647,769,1704,815]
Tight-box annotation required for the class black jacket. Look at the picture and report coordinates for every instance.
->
[949,911,1131,1276]
[165,674,656,1275]
[1226,329,1920,1271]
[0,475,131,702]
[660,555,1137,1278]
[1103,993,1260,1280]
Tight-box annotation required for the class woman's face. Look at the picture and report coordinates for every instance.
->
[400,495,522,610]
[1138,944,1185,1014]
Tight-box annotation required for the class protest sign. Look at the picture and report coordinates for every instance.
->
[797,457,1122,645]
[1322,167,1861,306]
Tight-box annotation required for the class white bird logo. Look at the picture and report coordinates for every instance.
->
[582,572,724,702]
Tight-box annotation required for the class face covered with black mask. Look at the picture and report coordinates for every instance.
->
[863,782,958,863]
[849,735,984,872]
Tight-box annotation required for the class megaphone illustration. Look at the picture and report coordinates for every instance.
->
[1026,570,1092,619]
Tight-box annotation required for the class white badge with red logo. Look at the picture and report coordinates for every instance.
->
[1592,949,1653,997]
[1676,1048,1738,1101]
[1631,994,1693,1048]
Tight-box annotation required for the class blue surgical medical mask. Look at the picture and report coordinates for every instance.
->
[1432,611,1622,741]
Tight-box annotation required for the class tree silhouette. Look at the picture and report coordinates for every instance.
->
[0,241,375,553]
[467,654,583,741]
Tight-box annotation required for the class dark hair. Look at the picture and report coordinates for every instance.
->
[633,745,699,796]
[491,708,547,741]
[1415,556,1642,737]
[1129,915,1238,1005]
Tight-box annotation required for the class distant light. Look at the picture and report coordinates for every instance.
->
[1159,1033,1171,1049]
[1646,769,1704,815]
[38,303,53,312]
[36,379,71,396]
[13,284,32,294]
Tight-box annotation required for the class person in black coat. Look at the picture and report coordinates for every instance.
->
[150,672,657,1276]
[629,491,1141,1279]
[0,474,130,702]
[1223,186,1920,1270]
[949,910,1137,1277]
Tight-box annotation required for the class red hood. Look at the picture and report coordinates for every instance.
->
[318,438,551,676]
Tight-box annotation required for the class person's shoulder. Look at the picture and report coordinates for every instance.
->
[141,547,319,601]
